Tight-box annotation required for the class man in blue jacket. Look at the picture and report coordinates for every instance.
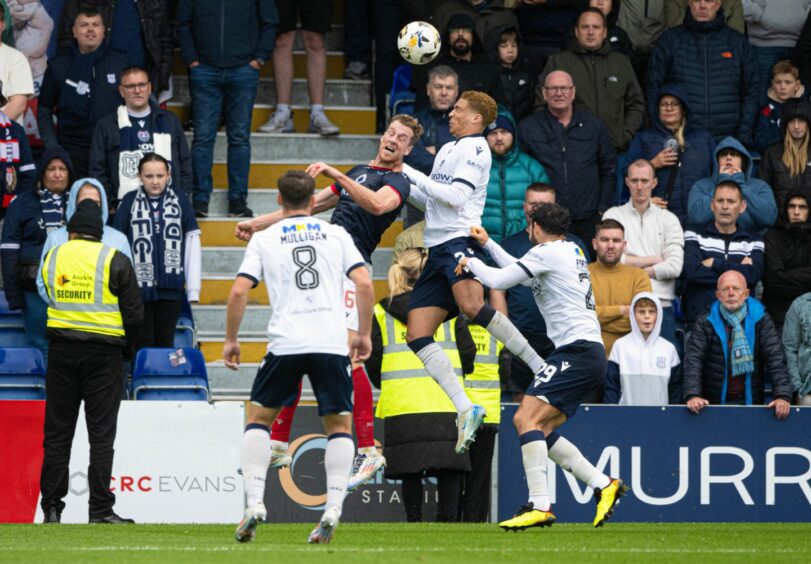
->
[176,0,278,219]
[646,0,759,146]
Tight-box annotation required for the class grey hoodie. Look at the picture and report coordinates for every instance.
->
[743,0,811,48]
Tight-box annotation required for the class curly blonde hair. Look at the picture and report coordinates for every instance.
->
[461,91,497,128]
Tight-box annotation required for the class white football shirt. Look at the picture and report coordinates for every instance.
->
[420,135,491,247]
[237,215,366,356]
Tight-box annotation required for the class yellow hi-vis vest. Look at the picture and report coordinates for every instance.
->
[465,324,503,424]
[374,302,463,419]
[42,239,124,338]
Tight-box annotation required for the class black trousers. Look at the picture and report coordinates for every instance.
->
[401,471,462,522]
[59,139,90,179]
[141,299,182,348]
[40,342,123,518]
[461,425,498,522]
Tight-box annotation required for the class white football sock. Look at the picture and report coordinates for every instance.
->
[325,434,355,512]
[241,426,271,507]
[485,311,544,374]
[521,436,550,510]
[415,343,473,413]
[548,434,610,490]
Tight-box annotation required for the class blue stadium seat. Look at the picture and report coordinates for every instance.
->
[174,298,196,348]
[0,327,28,347]
[0,347,46,400]
[389,64,415,119]
[0,291,24,328]
[132,348,209,401]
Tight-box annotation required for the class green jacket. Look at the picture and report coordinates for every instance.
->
[483,111,549,243]
[782,292,811,397]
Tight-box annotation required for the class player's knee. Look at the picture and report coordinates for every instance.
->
[459,301,484,321]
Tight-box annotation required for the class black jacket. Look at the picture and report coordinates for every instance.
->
[89,101,193,206]
[762,189,811,329]
[57,0,175,91]
[413,52,504,113]
[757,99,811,210]
[518,108,616,219]
[684,299,793,405]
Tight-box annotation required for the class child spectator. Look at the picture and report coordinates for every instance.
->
[753,60,805,153]
[604,292,681,405]
[491,26,534,121]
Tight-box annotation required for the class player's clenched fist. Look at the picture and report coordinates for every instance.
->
[454,256,470,277]
[350,334,372,362]
[235,220,256,241]
[223,340,241,370]
[469,225,490,246]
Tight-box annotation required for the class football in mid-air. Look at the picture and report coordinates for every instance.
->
[398,21,442,65]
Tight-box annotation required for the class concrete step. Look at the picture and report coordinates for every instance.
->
[197,217,404,247]
[198,277,391,307]
[173,76,371,107]
[193,304,268,334]
[173,50,349,80]
[202,246,394,276]
[189,133,379,163]
[201,337,266,364]
[206,162,357,192]
[171,104,375,135]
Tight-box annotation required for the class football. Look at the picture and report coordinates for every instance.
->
[398,21,442,65]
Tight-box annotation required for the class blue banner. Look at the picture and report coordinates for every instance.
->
[498,405,811,522]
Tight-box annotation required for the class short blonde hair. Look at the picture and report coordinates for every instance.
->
[389,114,424,146]
[461,91,497,128]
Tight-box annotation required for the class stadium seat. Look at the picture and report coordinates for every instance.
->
[0,291,24,328]
[174,298,197,348]
[132,347,210,401]
[388,64,415,119]
[0,347,46,400]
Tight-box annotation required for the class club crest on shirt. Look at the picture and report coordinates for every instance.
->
[121,153,140,179]
[138,130,150,143]
[656,356,666,369]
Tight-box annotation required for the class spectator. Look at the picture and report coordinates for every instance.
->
[113,154,201,348]
[482,111,549,243]
[616,0,666,70]
[0,2,13,47]
[513,0,587,77]
[648,0,759,146]
[38,10,127,177]
[412,13,503,112]
[0,3,33,122]
[564,0,633,57]
[89,66,192,214]
[665,0,744,32]
[489,183,590,402]
[758,99,811,209]
[588,218,652,358]
[682,180,764,326]
[489,26,534,122]
[57,0,174,95]
[8,0,54,89]
[539,8,644,152]
[518,70,616,253]
[603,159,684,349]
[604,292,681,405]
[687,137,777,233]
[0,148,73,358]
[342,0,372,80]
[369,249,475,523]
[782,292,811,405]
[753,60,805,153]
[176,0,278,219]
[742,0,811,103]
[793,9,811,88]
[762,190,811,333]
[684,270,792,418]
[625,86,715,226]
[258,1,340,136]
[432,0,519,53]
[0,93,36,215]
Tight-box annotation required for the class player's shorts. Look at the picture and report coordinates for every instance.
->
[250,352,352,416]
[343,262,372,332]
[507,332,556,394]
[525,340,606,419]
[277,0,333,33]
[408,236,487,316]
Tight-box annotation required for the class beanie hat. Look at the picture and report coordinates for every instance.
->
[67,199,103,240]
[486,115,515,136]
[447,13,475,33]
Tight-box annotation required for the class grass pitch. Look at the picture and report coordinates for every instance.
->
[1,522,809,563]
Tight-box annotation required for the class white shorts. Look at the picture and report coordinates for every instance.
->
[344,262,372,332]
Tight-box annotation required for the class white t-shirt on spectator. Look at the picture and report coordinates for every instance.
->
[0,44,34,124]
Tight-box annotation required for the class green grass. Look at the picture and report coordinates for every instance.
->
[0,523,809,563]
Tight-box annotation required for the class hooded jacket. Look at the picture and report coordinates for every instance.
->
[782,291,811,397]
[762,189,811,329]
[616,0,666,54]
[757,99,811,210]
[604,292,682,405]
[625,84,716,224]
[538,37,645,150]
[486,24,534,122]
[683,297,793,405]
[687,136,778,233]
[743,0,811,48]
[431,0,518,55]
[482,110,549,242]
[0,148,75,309]
[36,177,132,303]
[647,7,759,146]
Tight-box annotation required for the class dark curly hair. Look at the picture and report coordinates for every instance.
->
[529,202,570,235]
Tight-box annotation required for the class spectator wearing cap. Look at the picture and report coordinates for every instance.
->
[538,7,644,151]
[752,60,805,153]
[758,98,811,210]
[0,2,34,122]
[431,0,519,55]
[648,0,759,146]
[482,110,549,243]
[687,137,777,233]
[412,13,504,112]
[682,180,764,327]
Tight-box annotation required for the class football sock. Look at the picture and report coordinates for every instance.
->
[546,432,611,490]
[352,365,376,449]
[411,338,473,413]
[269,380,302,444]
[311,103,326,116]
[241,423,271,507]
[324,433,354,512]
[479,308,544,375]
[520,430,550,511]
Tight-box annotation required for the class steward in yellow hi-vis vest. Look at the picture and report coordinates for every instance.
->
[39,199,143,525]
[460,321,504,523]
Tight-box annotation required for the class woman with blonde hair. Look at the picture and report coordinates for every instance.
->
[367,248,477,522]
[759,98,811,209]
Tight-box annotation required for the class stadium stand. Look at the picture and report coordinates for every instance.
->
[131,347,210,401]
[0,346,46,400]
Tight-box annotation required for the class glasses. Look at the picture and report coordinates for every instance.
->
[659,101,680,109]
[543,86,573,93]
[121,82,149,91]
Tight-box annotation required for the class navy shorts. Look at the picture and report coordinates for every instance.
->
[408,236,487,316]
[525,340,606,419]
[250,352,353,416]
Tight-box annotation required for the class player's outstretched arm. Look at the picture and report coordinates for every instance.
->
[458,257,530,290]
[348,265,374,362]
[401,163,470,208]
[307,162,401,216]
[471,228,521,269]
[234,187,339,240]
[224,275,253,369]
